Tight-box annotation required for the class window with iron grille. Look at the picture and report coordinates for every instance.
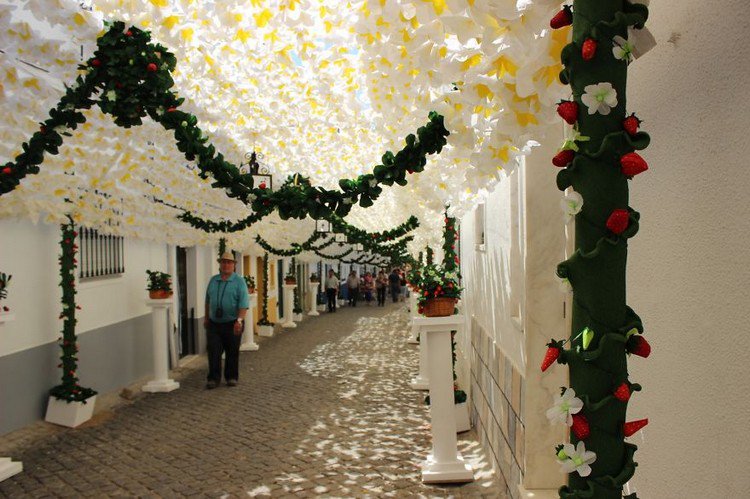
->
[78,227,125,279]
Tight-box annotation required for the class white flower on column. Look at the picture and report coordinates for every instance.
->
[557,441,597,477]
[561,190,583,224]
[581,82,618,115]
[613,33,635,63]
[546,387,583,426]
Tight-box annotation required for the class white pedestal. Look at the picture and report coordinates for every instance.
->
[455,401,471,433]
[258,324,274,337]
[409,327,430,390]
[45,395,97,428]
[0,458,22,482]
[281,284,297,328]
[414,315,474,484]
[293,313,303,322]
[240,294,259,351]
[142,300,179,393]
[407,295,420,344]
[308,283,320,316]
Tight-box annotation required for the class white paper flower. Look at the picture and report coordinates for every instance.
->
[557,441,597,477]
[546,388,583,426]
[581,82,618,115]
[561,190,583,224]
[612,34,635,63]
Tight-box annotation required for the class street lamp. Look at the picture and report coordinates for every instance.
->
[240,151,273,191]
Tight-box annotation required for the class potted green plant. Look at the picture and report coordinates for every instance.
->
[414,264,461,317]
[244,275,256,294]
[0,272,11,313]
[146,270,173,299]
[284,269,297,285]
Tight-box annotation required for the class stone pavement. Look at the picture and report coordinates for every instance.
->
[0,302,506,498]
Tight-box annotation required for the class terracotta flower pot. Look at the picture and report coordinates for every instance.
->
[284,278,297,285]
[422,297,457,317]
[149,290,173,299]
[247,287,255,294]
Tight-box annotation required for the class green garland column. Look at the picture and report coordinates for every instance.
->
[551,2,650,498]
[50,216,96,403]
[257,253,272,326]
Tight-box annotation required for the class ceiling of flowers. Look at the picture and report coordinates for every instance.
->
[0,0,568,256]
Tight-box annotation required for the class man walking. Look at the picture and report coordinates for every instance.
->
[347,271,360,307]
[325,268,339,313]
[204,251,249,389]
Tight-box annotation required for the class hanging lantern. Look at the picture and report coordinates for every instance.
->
[240,151,273,191]
[315,220,332,233]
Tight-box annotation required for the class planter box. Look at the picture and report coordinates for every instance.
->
[45,395,97,428]
[148,290,173,300]
[455,401,471,433]
[258,324,274,337]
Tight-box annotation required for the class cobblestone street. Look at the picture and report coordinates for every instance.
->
[0,303,505,498]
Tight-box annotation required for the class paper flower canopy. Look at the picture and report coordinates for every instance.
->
[1,0,569,252]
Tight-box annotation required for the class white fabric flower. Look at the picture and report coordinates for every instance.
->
[546,388,583,426]
[558,277,573,294]
[612,34,635,63]
[581,82,618,115]
[561,190,583,224]
[557,441,597,477]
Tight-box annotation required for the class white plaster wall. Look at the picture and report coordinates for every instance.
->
[626,1,750,496]
[0,218,167,357]
[459,171,525,372]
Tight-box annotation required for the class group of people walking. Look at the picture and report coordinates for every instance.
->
[324,267,408,312]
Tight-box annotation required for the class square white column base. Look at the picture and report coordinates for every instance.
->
[258,325,274,337]
[45,395,96,428]
[142,380,180,393]
[407,337,420,345]
[421,453,474,483]
[0,458,22,482]
[409,377,429,390]
[307,310,319,316]
[240,342,259,351]
[293,313,303,322]
[281,321,297,329]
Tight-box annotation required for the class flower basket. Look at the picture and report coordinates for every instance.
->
[423,297,457,317]
[149,289,173,299]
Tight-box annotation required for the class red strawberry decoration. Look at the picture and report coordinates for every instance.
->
[541,340,564,372]
[623,418,649,437]
[550,5,573,29]
[581,38,598,61]
[571,414,590,440]
[613,383,631,402]
[91,58,101,67]
[627,335,651,358]
[622,113,642,136]
[125,30,133,36]
[2,167,11,175]
[147,63,158,72]
[620,152,648,177]
[258,181,267,189]
[606,209,630,235]
[556,100,579,125]
[553,149,575,167]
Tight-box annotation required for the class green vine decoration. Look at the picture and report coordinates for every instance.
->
[50,216,96,403]
[257,253,273,327]
[0,22,449,229]
[291,257,303,314]
[546,2,651,497]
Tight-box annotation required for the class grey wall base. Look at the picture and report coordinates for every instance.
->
[0,314,152,436]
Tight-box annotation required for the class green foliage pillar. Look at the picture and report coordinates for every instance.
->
[551,1,651,497]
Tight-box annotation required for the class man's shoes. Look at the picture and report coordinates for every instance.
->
[206,380,218,390]
[226,379,238,387]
